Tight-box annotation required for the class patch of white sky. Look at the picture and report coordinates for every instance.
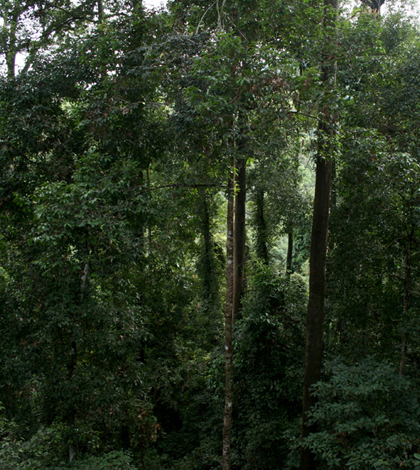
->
[143,0,419,20]
[3,0,419,75]
[143,0,168,9]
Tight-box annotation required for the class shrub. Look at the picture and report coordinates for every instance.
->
[303,358,420,469]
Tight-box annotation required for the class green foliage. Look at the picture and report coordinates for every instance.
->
[154,351,224,470]
[327,131,420,363]
[302,358,420,470]
[0,404,137,469]
[70,451,137,470]
[232,265,307,469]
[1,1,420,469]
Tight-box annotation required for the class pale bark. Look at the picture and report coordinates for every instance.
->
[4,3,19,79]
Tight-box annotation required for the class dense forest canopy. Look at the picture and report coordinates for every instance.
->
[1,0,420,469]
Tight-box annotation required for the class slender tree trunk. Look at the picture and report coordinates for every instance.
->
[255,187,269,264]
[67,336,80,461]
[202,193,213,293]
[222,161,235,470]
[200,192,218,313]
[68,337,78,463]
[6,48,16,80]
[287,230,293,274]
[136,171,145,250]
[223,137,247,469]
[300,2,337,469]
[67,259,89,463]
[98,0,104,23]
[327,162,337,255]
[5,5,19,79]
[147,166,152,251]
[400,331,407,375]
[233,157,246,322]
[300,156,333,470]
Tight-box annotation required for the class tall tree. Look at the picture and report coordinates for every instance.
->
[300,0,338,469]
[223,161,235,470]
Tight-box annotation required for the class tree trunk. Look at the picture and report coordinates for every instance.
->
[233,157,246,322]
[223,151,247,469]
[67,259,90,463]
[222,161,235,470]
[147,166,152,251]
[300,1,337,469]
[68,338,78,463]
[300,156,333,470]
[255,187,269,264]
[202,193,213,295]
[98,0,104,23]
[287,230,293,274]
[400,331,407,375]
[5,5,19,79]
[200,192,219,315]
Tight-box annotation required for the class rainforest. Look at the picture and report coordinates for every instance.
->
[1,0,420,469]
